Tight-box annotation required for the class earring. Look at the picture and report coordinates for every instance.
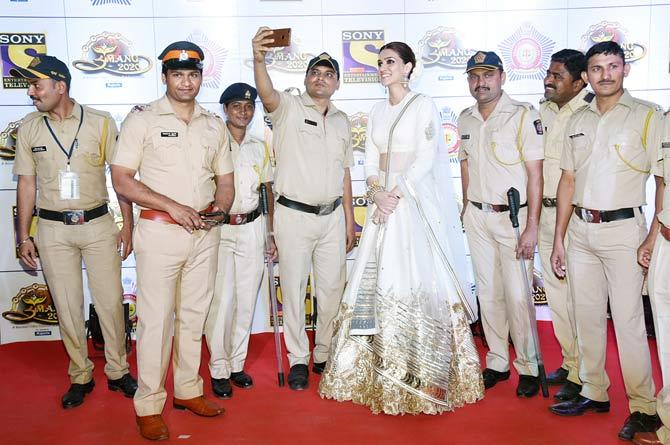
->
[400,73,409,87]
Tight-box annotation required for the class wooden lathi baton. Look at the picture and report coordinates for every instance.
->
[259,183,285,387]
[507,187,549,398]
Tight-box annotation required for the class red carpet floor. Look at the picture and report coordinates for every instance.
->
[0,321,662,445]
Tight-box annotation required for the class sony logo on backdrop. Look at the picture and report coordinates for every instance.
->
[0,33,45,45]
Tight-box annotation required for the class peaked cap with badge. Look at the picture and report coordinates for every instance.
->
[305,52,340,79]
[10,54,71,86]
[219,82,258,105]
[158,41,204,70]
[465,51,504,73]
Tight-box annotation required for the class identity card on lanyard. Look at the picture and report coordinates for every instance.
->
[44,105,84,200]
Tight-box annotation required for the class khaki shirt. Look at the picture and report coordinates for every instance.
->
[227,126,273,214]
[656,112,670,227]
[540,89,592,198]
[13,101,118,212]
[267,91,353,205]
[560,90,663,210]
[112,95,233,211]
[458,91,544,205]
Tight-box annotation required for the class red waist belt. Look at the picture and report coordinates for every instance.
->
[140,205,214,225]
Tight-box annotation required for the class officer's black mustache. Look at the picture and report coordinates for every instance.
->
[598,80,614,84]
[475,86,490,92]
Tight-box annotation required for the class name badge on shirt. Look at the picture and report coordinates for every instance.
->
[161,131,178,137]
[569,133,585,139]
[59,170,80,200]
[31,146,47,153]
[461,134,470,140]
[662,142,670,148]
[304,119,317,127]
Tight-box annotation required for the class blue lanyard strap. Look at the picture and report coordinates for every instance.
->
[43,104,85,164]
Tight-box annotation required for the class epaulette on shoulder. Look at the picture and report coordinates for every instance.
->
[665,109,670,117]
[203,109,222,119]
[539,97,548,105]
[130,104,150,113]
[459,106,473,117]
[583,92,595,103]
[634,98,663,112]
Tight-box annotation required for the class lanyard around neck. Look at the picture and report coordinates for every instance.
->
[43,104,84,165]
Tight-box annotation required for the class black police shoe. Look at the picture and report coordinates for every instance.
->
[288,364,309,391]
[516,375,540,398]
[482,368,511,389]
[62,380,95,409]
[546,367,569,385]
[554,381,582,402]
[211,378,233,399]
[312,361,326,375]
[230,371,253,389]
[618,412,662,441]
[107,373,138,398]
[549,395,610,416]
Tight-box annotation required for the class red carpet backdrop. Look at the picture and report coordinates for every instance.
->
[1,0,670,344]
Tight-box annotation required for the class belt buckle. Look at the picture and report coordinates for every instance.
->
[63,210,85,225]
[318,202,334,216]
[482,203,494,213]
[234,214,247,225]
[580,208,594,223]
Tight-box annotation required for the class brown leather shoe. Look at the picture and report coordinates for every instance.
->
[173,395,224,417]
[136,415,169,441]
[633,431,663,445]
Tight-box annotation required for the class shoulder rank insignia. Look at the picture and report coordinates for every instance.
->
[131,104,148,113]
[584,92,595,103]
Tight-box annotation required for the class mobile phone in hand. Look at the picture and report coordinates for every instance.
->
[267,28,291,48]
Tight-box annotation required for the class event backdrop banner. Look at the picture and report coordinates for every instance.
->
[1,0,669,343]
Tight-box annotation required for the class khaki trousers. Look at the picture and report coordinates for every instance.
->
[205,216,265,379]
[273,203,346,367]
[132,219,219,416]
[463,204,538,376]
[36,212,128,384]
[539,205,580,384]
[566,210,656,414]
[649,232,670,442]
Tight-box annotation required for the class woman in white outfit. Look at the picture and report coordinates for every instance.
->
[318,42,484,415]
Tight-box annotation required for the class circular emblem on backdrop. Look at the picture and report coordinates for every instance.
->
[187,31,227,89]
[72,32,153,75]
[418,26,476,69]
[122,293,137,323]
[498,23,555,81]
[440,107,460,158]
[349,112,369,152]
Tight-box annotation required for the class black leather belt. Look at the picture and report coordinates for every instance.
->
[278,196,342,216]
[542,197,557,208]
[574,206,639,224]
[226,208,261,225]
[39,203,109,225]
[470,200,528,213]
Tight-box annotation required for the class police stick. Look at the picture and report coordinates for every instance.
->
[259,183,285,387]
[507,187,549,398]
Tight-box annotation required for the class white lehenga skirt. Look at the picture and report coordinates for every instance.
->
[318,179,484,415]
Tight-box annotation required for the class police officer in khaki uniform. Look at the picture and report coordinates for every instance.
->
[539,49,590,402]
[111,41,235,441]
[13,55,137,409]
[458,51,544,398]
[549,41,662,441]
[204,82,276,399]
[633,113,670,445]
[252,27,356,391]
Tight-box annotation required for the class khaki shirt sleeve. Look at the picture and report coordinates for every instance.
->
[104,117,120,165]
[521,107,544,161]
[344,116,354,168]
[12,121,36,176]
[112,112,145,170]
[647,110,664,177]
[261,142,273,182]
[559,116,576,172]
[266,90,291,129]
[457,113,469,161]
[214,122,234,175]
